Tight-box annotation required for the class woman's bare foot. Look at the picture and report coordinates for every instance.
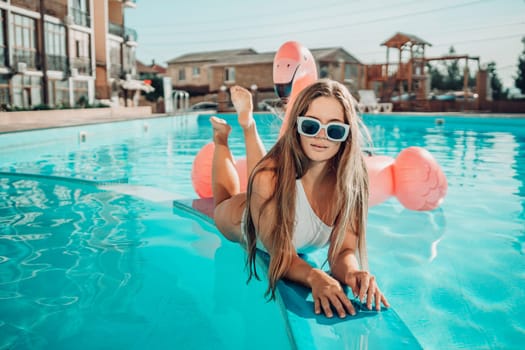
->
[210,116,231,145]
[230,85,254,129]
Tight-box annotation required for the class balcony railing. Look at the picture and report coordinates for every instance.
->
[44,0,67,18]
[70,56,92,75]
[109,22,124,37]
[0,49,6,67]
[110,63,122,79]
[11,0,66,17]
[46,54,68,72]
[124,27,138,42]
[108,22,138,42]
[11,0,39,12]
[70,7,91,27]
[12,49,39,69]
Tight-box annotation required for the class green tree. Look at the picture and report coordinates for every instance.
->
[443,46,463,91]
[144,76,164,102]
[487,61,507,100]
[428,62,445,90]
[515,36,525,93]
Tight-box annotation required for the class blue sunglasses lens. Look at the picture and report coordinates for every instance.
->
[327,125,346,140]
[300,119,321,135]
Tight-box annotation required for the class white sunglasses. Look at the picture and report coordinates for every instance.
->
[296,116,350,142]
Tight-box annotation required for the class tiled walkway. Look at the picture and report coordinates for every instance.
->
[0,108,166,134]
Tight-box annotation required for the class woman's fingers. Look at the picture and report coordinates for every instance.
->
[338,293,356,316]
[366,275,375,310]
[358,273,371,303]
[381,293,390,309]
[314,297,321,315]
[315,292,356,318]
[320,297,333,318]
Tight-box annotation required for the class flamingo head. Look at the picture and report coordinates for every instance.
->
[273,41,318,104]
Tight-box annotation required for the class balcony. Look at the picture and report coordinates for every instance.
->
[46,54,68,72]
[70,7,91,27]
[70,56,92,75]
[110,63,122,79]
[124,27,138,42]
[11,0,38,12]
[11,0,66,17]
[109,22,124,37]
[108,22,138,42]
[0,49,6,67]
[123,0,137,8]
[44,0,67,18]
[12,49,39,69]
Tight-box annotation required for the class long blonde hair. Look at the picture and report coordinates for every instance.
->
[245,79,370,299]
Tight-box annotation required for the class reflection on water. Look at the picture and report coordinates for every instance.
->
[0,176,146,348]
[0,174,291,350]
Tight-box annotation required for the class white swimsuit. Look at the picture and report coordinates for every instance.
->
[243,179,333,254]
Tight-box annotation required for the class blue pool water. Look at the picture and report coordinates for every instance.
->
[1,113,524,349]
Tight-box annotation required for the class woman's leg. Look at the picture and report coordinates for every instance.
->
[210,117,245,242]
[210,117,239,207]
[230,86,266,176]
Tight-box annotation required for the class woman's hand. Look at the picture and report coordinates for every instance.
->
[308,268,356,318]
[345,270,390,311]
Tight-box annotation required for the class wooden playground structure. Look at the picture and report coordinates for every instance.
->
[360,32,490,112]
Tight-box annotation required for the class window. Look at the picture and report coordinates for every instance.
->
[319,64,329,78]
[0,75,9,106]
[123,45,136,75]
[225,67,235,82]
[70,30,91,74]
[48,79,69,107]
[73,80,88,106]
[0,10,6,66]
[178,68,186,81]
[345,63,357,81]
[45,22,66,71]
[109,40,121,78]
[12,14,36,68]
[12,75,42,108]
[71,0,90,27]
[192,66,200,77]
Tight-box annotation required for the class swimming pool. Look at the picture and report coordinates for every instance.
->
[0,112,524,349]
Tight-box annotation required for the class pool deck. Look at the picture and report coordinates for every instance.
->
[0,107,169,134]
[1,109,524,134]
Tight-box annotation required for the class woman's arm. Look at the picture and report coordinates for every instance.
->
[330,232,390,311]
[249,168,356,318]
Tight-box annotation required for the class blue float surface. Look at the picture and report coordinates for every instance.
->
[173,198,422,350]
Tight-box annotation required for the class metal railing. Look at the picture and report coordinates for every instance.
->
[0,49,6,67]
[108,22,124,37]
[108,22,137,42]
[110,63,122,78]
[70,56,92,75]
[12,49,39,69]
[124,27,137,42]
[70,7,91,27]
[46,54,68,71]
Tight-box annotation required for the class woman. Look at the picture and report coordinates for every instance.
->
[210,79,389,318]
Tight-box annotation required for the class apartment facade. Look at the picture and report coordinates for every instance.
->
[166,47,364,103]
[0,0,139,110]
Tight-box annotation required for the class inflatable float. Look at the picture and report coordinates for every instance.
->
[191,41,447,211]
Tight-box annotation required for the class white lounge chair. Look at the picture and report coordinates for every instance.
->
[357,90,393,113]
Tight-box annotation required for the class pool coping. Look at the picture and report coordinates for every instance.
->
[1,110,524,134]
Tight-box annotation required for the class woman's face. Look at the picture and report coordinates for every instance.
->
[298,96,346,163]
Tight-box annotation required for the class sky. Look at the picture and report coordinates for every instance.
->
[125,0,525,89]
